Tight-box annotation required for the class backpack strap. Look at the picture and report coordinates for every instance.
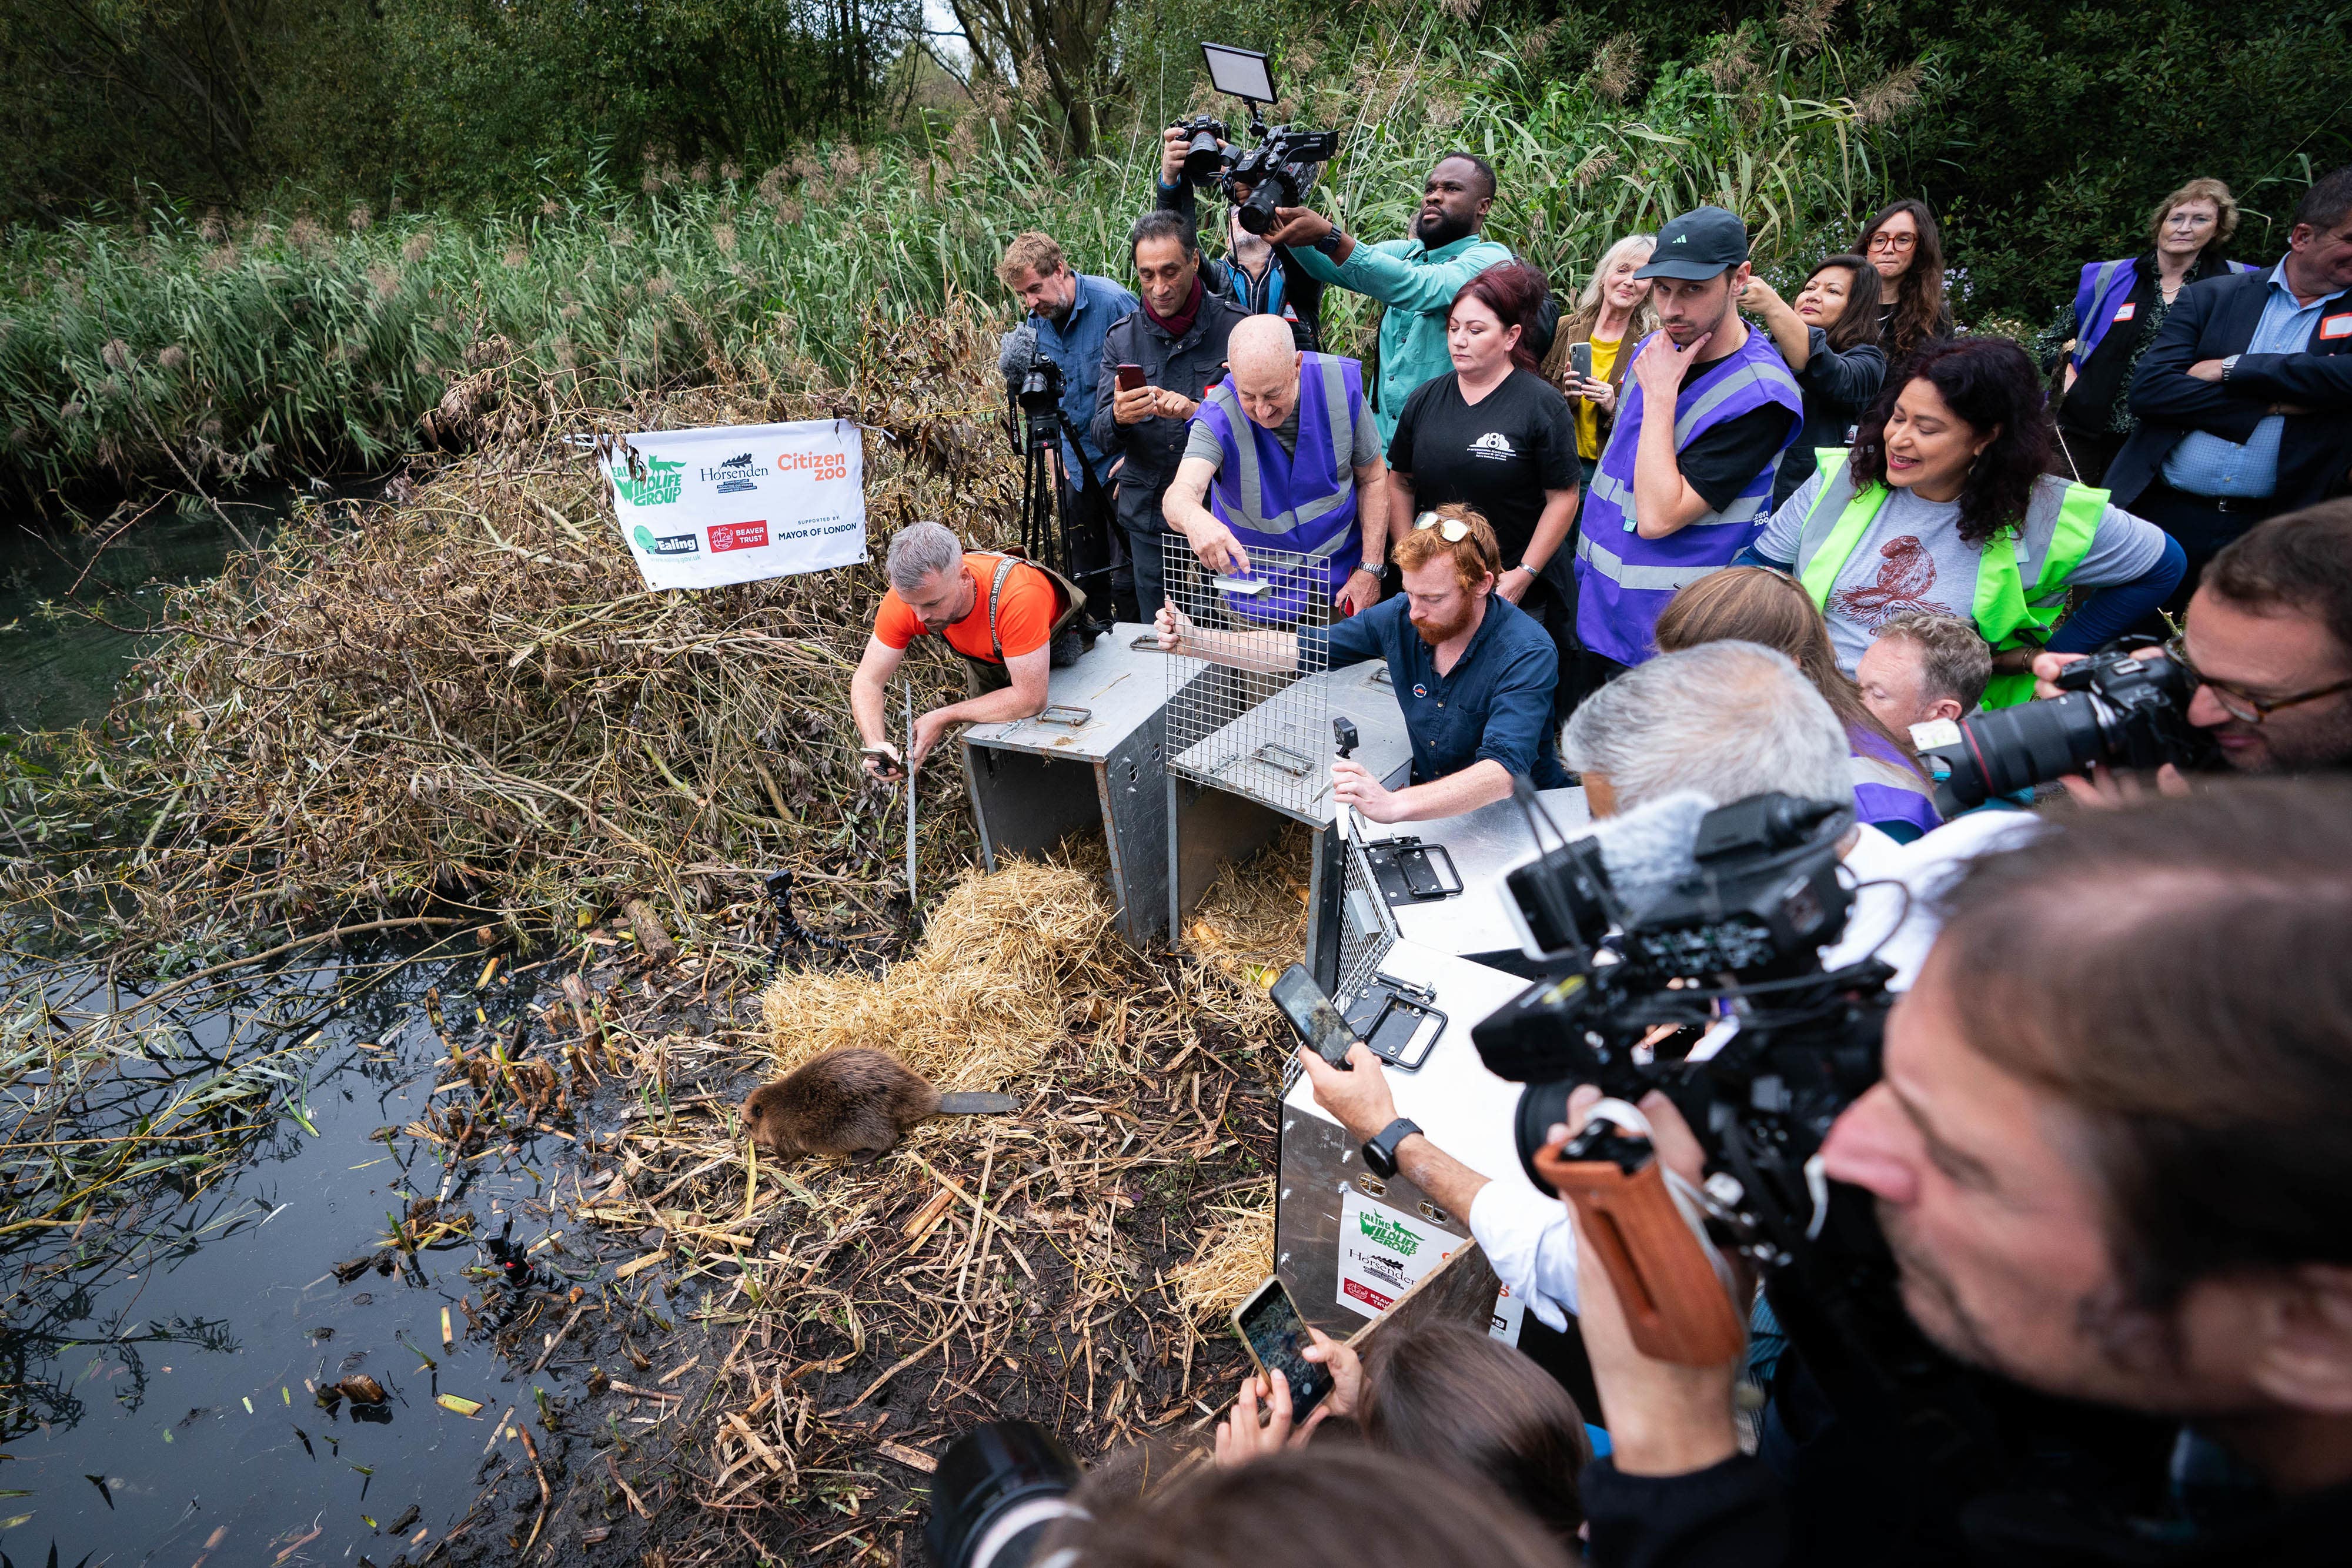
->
[984,553,1021,664]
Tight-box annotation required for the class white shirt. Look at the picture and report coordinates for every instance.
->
[1467,810,2043,1329]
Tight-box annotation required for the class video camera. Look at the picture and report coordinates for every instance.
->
[996,322,1065,455]
[1188,44,1342,236]
[1910,636,2210,808]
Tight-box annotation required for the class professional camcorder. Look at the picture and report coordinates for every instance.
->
[1188,43,1343,235]
[997,322,1065,451]
[1910,636,2211,808]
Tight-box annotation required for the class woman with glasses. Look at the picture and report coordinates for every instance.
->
[2055,178,2259,486]
[1745,336,2183,708]
[1389,260,1582,703]
[1740,255,1888,510]
[1854,199,1955,372]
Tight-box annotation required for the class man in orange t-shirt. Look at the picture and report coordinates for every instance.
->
[852,522,1071,776]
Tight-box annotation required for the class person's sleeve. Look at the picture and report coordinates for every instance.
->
[1091,324,1129,460]
[1386,389,1421,473]
[873,590,918,651]
[1155,173,1197,223]
[1468,1181,1578,1330]
[1324,596,1391,663]
[1308,237,1514,313]
[1581,1454,1792,1568]
[1182,417,1225,468]
[993,569,1058,658]
[1470,638,1559,777]
[2048,534,2185,653]
[1352,395,1382,466]
[2127,285,2267,440]
[1748,469,1820,567]
[1678,406,1797,514]
[1534,382,1581,490]
[1796,330,1886,411]
[2224,345,2352,407]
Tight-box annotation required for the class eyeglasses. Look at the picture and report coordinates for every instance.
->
[2164,635,2352,724]
[1867,232,1916,252]
[1413,510,1472,541]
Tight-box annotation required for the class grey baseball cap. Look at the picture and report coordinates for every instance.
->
[1635,206,1750,280]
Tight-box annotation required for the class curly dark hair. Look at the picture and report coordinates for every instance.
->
[1850,336,2054,547]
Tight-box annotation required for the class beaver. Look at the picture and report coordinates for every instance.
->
[741,1047,1017,1164]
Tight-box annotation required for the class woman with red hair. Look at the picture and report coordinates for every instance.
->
[1387,260,1582,705]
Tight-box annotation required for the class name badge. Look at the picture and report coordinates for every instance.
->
[2322,313,2352,341]
[2112,303,2137,323]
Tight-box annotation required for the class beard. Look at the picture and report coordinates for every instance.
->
[1412,599,1475,646]
[1412,208,1474,249]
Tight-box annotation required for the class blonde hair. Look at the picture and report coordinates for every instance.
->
[2150,178,2239,252]
[1395,503,1501,591]
[995,232,1067,288]
[1543,232,1658,385]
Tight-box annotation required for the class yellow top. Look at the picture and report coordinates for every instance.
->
[1572,334,1625,461]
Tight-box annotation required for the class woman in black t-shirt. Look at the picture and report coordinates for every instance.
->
[1388,262,1581,688]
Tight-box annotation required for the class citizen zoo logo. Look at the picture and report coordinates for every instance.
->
[703,451,768,494]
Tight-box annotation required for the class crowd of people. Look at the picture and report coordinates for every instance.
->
[848,145,2352,1568]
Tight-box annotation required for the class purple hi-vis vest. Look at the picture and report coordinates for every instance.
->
[1573,329,1803,666]
[1192,351,1366,624]
[2069,256,2259,369]
[1849,726,1942,839]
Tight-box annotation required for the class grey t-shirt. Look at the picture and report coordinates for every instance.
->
[1758,471,2171,670]
[1185,395,1381,469]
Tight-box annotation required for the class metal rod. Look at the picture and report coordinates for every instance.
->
[904,682,918,908]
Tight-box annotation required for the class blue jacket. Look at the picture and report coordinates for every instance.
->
[1031,272,1140,481]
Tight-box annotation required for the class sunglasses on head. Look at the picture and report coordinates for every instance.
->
[1413,510,1472,542]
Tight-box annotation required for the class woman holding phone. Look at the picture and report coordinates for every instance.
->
[1739,255,1889,510]
[1539,233,1658,494]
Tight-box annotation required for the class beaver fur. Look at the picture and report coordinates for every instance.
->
[741,1048,1014,1164]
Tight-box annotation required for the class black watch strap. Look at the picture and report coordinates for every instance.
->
[1362,1118,1421,1179]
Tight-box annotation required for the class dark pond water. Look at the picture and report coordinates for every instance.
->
[1,942,587,1566]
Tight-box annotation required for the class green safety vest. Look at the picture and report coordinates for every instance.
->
[1794,451,2107,708]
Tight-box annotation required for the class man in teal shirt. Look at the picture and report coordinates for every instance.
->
[1264,153,1514,445]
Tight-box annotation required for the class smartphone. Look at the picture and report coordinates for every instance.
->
[859,744,904,777]
[1115,362,1147,393]
[1231,1275,1334,1422]
[1569,341,1594,383]
[1269,963,1356,1068]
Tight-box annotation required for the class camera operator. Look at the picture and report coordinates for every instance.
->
[1160,314,1389,614]
[1156,123,1324,350]
[2029,499,2352,801]
[1090,210,1249,621]
[1295,641,1979,1337]
[1562,780,2352,1568]
[1262,152,1514,446]
[997,232,1139,616]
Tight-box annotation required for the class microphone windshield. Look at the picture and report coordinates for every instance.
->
[1579,790,1717,917]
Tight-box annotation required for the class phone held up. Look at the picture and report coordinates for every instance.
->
[1231,1275,1334,1421]
[1115,362,1147,393]
[1269,963,1355,1069]
[859,744,904,778]
[1569,340,1593,384]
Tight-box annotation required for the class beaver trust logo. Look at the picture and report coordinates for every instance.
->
[1357,1212,1421,1257]
[612,455,685,506]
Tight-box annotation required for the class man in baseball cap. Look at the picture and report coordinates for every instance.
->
[1566,205,1805,705]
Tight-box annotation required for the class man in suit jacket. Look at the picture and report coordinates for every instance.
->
[2112,165,2352,614]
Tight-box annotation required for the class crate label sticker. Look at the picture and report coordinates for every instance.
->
[1335,1190,1454,1319]
[1489,1283,1528,1346]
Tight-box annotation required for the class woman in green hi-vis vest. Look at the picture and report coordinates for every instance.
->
[1742,337,2184,708]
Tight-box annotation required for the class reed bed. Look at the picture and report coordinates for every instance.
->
[1,22,1921,501]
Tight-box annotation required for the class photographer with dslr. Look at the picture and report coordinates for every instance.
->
[1156,122,1324,349]
[1261,152,1513,444]
[1091,211,1250,620]
[2026,499,2352,798]
[1560,781,2352,1568]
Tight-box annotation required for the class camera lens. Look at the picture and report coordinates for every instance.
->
[1235,179,1285,236]
[1513,1082,1576,1196]
[1936,693,2113,807]
[1183,129,1224,180]
[924,1422,1085,1568]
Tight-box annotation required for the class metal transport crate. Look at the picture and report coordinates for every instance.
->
[960,625,1205,948]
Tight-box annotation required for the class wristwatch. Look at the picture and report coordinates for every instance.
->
[1362,1118,1421,1179]
[1312,229,1347,258]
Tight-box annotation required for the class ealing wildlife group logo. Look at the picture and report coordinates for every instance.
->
[1356,1211,1421,1258]
[612,454,685,506]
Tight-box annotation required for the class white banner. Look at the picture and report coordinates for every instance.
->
[1334,1189,1460,1320]
[601,419,866,591]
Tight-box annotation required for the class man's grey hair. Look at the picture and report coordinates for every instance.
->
[886,521,964,596]
[1562,641,1851,810]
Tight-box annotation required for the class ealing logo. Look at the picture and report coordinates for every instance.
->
[703,452,769,494]
[1356,1211,1421,1258]
[612,455,686,506]
[632,524,697,556]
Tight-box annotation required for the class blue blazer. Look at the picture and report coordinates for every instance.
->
[2109,262,2352,512]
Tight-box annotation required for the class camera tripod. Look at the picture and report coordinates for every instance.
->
[1012,383,1120,632]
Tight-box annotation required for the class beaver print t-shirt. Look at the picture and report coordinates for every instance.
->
[1758,474,2170,670]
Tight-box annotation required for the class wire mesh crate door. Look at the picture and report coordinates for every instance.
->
[1162,533,1338,818]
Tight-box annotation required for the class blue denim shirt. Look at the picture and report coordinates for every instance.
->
[2161,262,2328,499]
[1321,594,1569,787]
[1031,272,1140,483]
